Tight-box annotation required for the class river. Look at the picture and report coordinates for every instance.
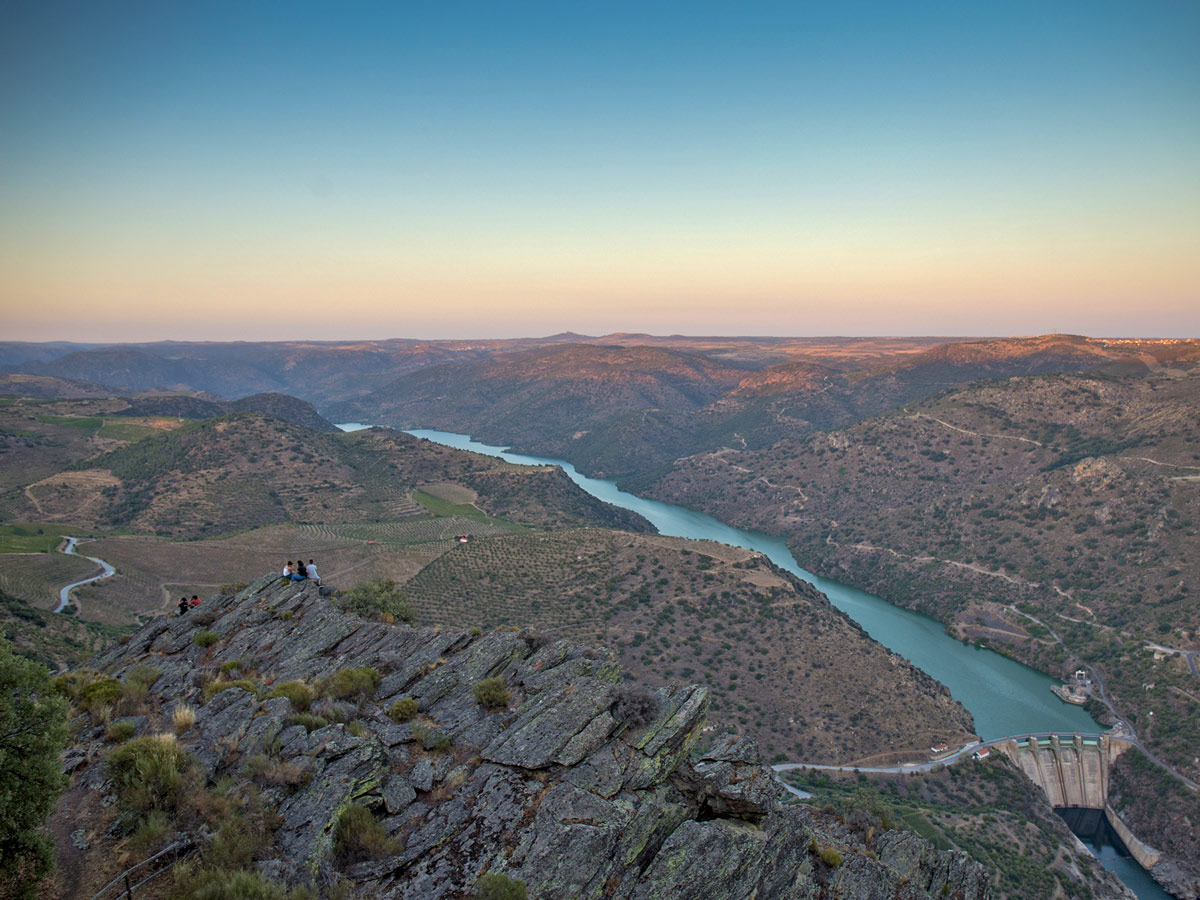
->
[341,424,1169,899]
[400,428,1097,740]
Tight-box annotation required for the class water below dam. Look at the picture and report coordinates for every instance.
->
[339,424,1170,899]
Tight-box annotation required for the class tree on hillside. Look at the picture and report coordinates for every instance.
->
[0,636,69,899]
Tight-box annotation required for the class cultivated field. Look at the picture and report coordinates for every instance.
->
[0,552,98,610]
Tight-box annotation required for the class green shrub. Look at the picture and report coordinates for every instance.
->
[412,724,452,754]
[76,677,123,713]
[389,697,418,722]
[53,670,95,700]
[105,720,137,743]
[335,579,414,623]
[288,713,329,733]
[269,680,314,712]
[195,630,220,648]
[107,734,191,815]
[476,872,528,900]
[0,635,70,900]
[126,664,161,691]
[130,809,169,853]
[322,666,380,701]
[332,804,397,864]
[818,847,844,868]
[471,677,511,710]
[172,866,300,900]
[220,660,243,674]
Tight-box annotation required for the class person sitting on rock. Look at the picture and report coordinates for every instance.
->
[305,559,320,585]
[190,594,201,607]
[290,558,307,582]
[283,561,293,579]
[177,596,189,616]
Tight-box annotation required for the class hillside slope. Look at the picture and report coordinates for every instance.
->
[13,417,650,539]
[400,529,975,765]
[49,574,992,900]
[341,336,1190,482]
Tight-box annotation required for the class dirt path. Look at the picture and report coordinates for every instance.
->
[1121,455,1200,471]
[833,535,1035,589]
[911,413,1044,446]
[23,484,46,516]
[703,452,809,501]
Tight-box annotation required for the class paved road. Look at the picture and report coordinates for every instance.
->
[57,536,115,613]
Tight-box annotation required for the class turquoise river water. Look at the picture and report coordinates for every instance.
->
[339,424,1170,899]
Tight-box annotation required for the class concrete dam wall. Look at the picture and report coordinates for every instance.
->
[996,733,1163,870]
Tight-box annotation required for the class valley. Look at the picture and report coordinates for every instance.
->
[2,332,1197,899]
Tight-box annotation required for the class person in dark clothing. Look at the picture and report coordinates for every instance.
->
[290,557,307,582]
[177,597,189,616]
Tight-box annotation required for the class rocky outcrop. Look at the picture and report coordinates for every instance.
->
[74,575,992,899]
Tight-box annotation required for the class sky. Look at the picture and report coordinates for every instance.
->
[1,1,1198,341]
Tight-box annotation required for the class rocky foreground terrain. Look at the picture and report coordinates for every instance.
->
[51,574,992,900]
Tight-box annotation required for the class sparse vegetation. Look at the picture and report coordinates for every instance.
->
[389,696,418,722]
[288,713,329,732]
[322,666,380,701]
[76,677,124,715]
[471,676,511,710]
[269,680,315,712]
[335,579,414,624]
[173,703,197,733]
[107,733,192,817]
[106,720,138,742]
[613,684,658,727]
[195,630,220,648]
[475,872,528,900]
[412,724,452,754]
[817,847,843,868]
[332,804,398,865]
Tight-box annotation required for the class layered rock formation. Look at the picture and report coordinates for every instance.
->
[69,575,992,899]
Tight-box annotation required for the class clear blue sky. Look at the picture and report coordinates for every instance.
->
[1,1,1197,340]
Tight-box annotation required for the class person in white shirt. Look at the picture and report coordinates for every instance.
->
[305,559,320,585]
[283,561,293,578]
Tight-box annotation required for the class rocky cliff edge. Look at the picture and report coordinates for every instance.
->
[65,575,993,900]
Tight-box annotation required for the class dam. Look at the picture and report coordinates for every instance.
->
[996,733,1120,810]
[995,733,1163,872]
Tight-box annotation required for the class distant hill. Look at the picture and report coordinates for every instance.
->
[645,366,1200,781]
[338,335,1187,482]
[331,344,754,473]
[0,373,116,399]
[119,392,340,433]
[24,415,650,539]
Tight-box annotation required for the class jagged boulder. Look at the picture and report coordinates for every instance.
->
[72,575,992,900]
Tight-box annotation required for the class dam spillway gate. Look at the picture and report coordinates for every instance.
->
[994,733,1123,810]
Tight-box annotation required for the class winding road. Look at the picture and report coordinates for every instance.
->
[57,536,114,614]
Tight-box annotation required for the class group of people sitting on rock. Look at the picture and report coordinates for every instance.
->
[176,595,201,615]
[283,559,320,585]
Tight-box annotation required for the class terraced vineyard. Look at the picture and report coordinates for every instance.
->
[401,529,974,765]
[0,551,98,610]
[295,516,520,545]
